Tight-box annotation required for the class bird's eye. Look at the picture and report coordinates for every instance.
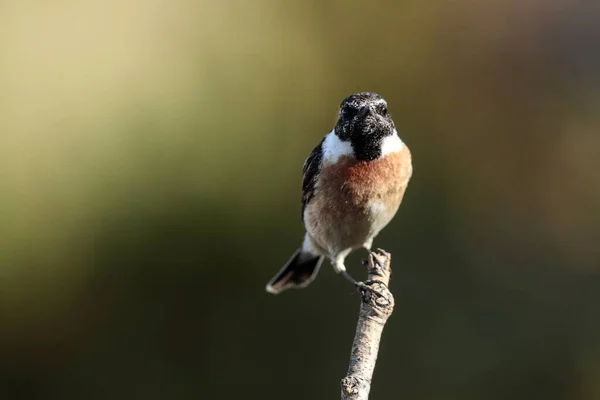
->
[377,104,388,115]
[344,107,358,119]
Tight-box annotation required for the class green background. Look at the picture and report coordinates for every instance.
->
[1,1,599,399]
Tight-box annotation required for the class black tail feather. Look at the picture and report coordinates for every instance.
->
[265,250,324,294]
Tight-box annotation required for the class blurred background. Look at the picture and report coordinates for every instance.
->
[1,0,599,399]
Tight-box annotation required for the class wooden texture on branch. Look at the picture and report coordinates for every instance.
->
[341,249,394,400]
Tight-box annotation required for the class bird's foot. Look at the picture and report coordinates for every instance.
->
[361,255,385,277]
[355,279,390,303]
[341,271,388,300]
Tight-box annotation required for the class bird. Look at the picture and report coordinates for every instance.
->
[265,92,412,294]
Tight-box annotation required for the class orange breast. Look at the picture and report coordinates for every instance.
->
[303,145,412,253]
[321,146,412,205]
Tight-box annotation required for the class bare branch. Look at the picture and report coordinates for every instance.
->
[341,249,394,400]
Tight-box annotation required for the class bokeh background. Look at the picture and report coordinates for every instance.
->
[1,1,599,399]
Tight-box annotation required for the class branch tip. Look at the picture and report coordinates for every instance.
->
[341,249,395,400]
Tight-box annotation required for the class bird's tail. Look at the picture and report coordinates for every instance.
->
[265,250,324,295]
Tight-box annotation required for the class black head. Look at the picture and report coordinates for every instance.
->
[334,92,396,161]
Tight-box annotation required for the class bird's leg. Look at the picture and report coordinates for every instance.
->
[362,238,373,252]
[332,250,362,288]
[339,270,360,286]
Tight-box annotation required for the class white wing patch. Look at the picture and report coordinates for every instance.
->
[322,129,354,163]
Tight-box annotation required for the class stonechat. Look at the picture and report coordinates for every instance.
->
[266,92,412,294]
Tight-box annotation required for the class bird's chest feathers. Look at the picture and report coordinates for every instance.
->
[319,149,410,217]
[328,154,404,199]
[345,158,401,199]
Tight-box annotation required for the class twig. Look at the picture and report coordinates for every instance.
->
[341,249,395,400]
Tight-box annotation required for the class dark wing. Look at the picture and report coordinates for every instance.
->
[301,137,325,221]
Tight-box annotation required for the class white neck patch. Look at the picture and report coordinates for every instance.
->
[381,130,404,156]
[322,129,353,163]
[321,128,404,163]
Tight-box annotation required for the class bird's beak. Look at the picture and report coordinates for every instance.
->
[359,105,376,118]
